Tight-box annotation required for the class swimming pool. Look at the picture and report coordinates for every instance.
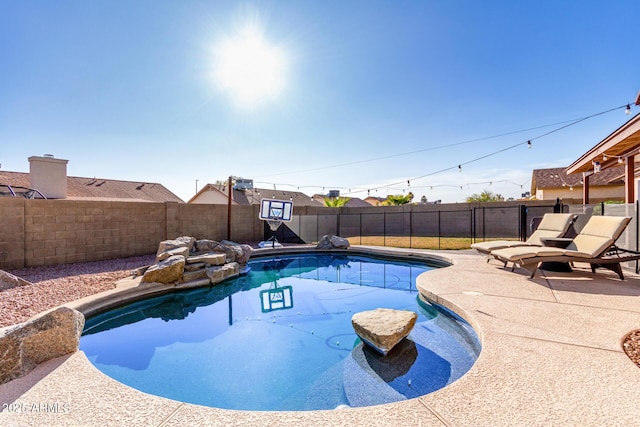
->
[80,252,480,411]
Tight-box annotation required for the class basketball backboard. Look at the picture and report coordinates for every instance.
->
[259,199,293,222]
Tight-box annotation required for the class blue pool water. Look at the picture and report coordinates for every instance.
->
[81,253,480,411]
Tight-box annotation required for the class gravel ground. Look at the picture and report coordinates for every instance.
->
[1,254,638,368]
[1,254,155,328]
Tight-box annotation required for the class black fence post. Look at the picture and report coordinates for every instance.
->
[438,210,441,250]
[409,208,413,249]
[383,211,386,247]
[519,205,528,241]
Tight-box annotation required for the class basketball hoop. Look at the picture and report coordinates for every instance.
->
[266,219,283,232]
[258,199,293,248]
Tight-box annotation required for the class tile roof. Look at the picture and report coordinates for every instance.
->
[0,171,184,202]
[532,166,626,192]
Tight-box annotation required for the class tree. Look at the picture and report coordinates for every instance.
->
[324,196,350,207]
[384,192,414,205]
[466,190,504,202]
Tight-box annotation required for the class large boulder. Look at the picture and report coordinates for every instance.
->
[351,308,417,355]
[175,236,196,253]
[0,307,84,384]
[220,241,253,264]
[156,239,190,256]
[187,253,226,266]
[156,246,190,262]
[317,235,351,250]
[0,270,31,291]
[195,240,251,263]
[206,262,240,285]
[142,255,186,284]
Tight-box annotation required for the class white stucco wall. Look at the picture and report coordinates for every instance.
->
[190,189,236,204]
[536,185,624,202]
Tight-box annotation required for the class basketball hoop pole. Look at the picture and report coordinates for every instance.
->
[266,220,283,248]
[227,176,232,241]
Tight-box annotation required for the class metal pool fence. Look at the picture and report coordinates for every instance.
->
[269,202,640,268]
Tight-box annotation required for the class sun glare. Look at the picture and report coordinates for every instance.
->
[214,27,286,108]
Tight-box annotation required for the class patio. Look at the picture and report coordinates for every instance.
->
[1,248,639,426]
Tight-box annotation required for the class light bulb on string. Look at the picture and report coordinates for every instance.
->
[527,140,532,149]
[626,104,631,115]
[618,157,624,164]
[603,154,608,161]
[458,165,462,172]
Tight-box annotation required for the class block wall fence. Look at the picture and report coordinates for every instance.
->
[0,199,263,270]
[0,197,571,270]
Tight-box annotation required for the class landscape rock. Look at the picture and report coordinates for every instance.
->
[351,308,417,355]
[175,236,196,253]
[156,239,190,256]
[181,268,207,282]
[187,253,226,266]
[220,241,253,264]
[0,307,84,384]
[0,270,31,291]
[206,262,240,285]
[317,235,351,250]
[156,246,190,262]
[184,262,206,271]
[142,255,185,284]
[194,239,219,253]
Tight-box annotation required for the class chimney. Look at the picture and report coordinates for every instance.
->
[28,155,69,199]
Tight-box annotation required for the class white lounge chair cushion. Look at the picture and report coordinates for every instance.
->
[536,213,575,233]
[491,246,566,261]
[471,213,575,253]
[492,216,631,262]
[566,216,630,257]
[471,240,527,252]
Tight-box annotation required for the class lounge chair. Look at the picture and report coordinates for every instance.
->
[491,215,639,279]
[471,213,576,256]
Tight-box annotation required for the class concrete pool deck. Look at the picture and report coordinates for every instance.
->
[1,247,639,426]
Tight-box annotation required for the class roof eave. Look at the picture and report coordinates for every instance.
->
[566,113,640,175]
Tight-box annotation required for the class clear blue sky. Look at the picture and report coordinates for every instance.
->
[1,1,639,203]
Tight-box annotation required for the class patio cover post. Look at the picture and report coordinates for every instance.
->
[626,154,635,203]
[582,172,590,205]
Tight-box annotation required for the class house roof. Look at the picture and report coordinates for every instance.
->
[363,196,387,206]
[0,171,184,202]
[311,195,371,207]
[531,166,626,194]
[190,184,323,207]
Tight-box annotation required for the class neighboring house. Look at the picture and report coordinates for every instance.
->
[0,156,183,202]
[363,196,387,206]
[311,194,371,207]
[189,184,323,207]
[531,166,626,202]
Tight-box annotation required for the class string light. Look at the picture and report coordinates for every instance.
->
[626,104,631,115]
[618,157,624,164]
[236,103,630,198]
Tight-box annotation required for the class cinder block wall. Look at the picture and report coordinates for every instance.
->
[0,199,263,270]
[0,198,25,269]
